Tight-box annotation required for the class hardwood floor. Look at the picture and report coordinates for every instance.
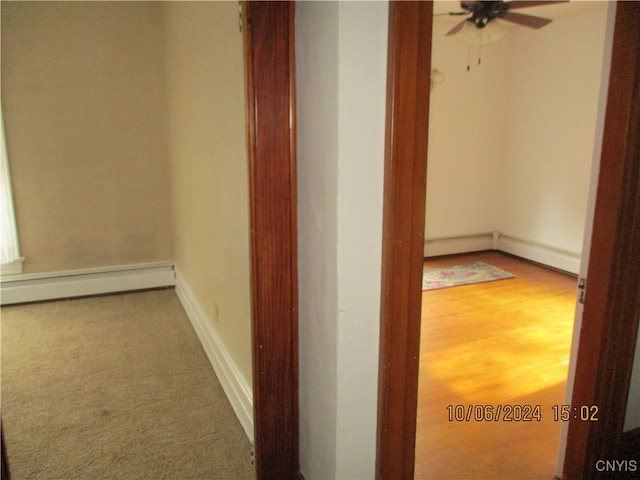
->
[414,251,579,480]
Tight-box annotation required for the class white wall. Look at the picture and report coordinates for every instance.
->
[335,3,388,476]
[297,2,339,476]
[297,2,388,478]
[426,20,510,240]
[500,5,608,255]
[426,3,609,265]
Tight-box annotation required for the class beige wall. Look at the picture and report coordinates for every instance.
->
[1,1,171,273]
[163,2,252,384]
[2,0,252,388]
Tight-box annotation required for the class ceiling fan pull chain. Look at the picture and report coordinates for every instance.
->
[478,43,482,66]
[467,44,471,72]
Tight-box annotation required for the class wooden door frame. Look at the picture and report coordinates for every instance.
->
[375,2,432,479]
[243,2,299,479]
[563,2,640,478]
[376,1,640,479]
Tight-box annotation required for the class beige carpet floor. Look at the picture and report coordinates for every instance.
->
[1,288,255,480]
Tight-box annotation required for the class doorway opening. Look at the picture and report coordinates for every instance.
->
[414,3,610,478]
[376,2,640,479]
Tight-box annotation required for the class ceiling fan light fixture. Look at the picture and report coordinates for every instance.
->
[459,19,507,46]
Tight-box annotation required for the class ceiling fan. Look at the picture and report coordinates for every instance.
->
[438,0,569,37]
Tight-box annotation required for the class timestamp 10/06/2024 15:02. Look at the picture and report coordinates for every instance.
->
[446,404,600,422]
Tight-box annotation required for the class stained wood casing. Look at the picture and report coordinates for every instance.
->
[243,2,299,479]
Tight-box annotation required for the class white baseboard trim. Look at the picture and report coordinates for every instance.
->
[174,270,254,442]
[424,232,496,257]
[496,234,581,275]
[0,262,176,305]
[424,231,581,274]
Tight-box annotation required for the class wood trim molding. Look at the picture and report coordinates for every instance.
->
[563,3,640,478]
[243,2,299,479]
[375,2,433,479]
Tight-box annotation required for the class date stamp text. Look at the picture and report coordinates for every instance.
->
[446,404,600,422]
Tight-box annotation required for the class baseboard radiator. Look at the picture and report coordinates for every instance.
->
[0,262,176,305]
[424,231,581,275]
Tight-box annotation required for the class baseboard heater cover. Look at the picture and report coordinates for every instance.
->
[496,234,581,275]
[0,262,176,305]
[424,231,581,274]
[424,232,496,258]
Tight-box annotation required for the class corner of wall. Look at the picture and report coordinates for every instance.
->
[174,269,254,442]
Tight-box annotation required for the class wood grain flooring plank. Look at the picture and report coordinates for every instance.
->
[415,251,578,480]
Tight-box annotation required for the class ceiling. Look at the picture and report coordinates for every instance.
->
[433,0,607,25]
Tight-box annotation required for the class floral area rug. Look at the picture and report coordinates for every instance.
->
[422,261,515,291]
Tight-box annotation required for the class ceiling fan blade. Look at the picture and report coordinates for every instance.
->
[501,11,553,29]
[505,0,569,10]
[445,19,469,36]
[434,11,468,17]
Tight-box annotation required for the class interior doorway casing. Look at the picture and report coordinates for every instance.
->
[376,1,640,479]
[375,2,432,479]
[563,2,640,478]
[243,2,299,479]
